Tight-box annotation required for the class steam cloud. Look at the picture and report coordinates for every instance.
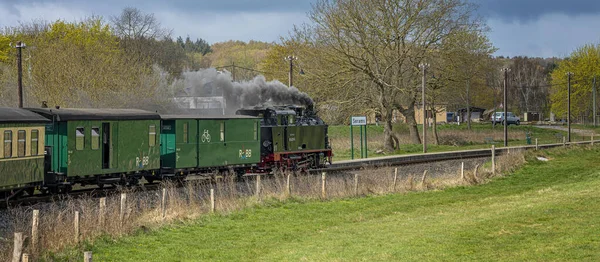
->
[176,68,314,114]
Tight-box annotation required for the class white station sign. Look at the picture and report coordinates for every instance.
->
[351,116,367,126]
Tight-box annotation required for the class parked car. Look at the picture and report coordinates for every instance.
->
[491,112,520,125]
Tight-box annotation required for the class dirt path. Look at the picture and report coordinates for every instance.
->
[534,125,596,135]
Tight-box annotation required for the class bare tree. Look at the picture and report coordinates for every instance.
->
[441,29,496,129]
[510,57,550,114]
[296,0,483,151]
[110,7,170,40]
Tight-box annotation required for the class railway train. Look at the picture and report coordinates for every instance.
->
[0,105,332,199]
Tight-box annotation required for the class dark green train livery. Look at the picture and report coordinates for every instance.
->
[0,108,49,198]
[0,104,329,199]
[236,105,332,170]
[156,115,261,181]
[27,108,162,191]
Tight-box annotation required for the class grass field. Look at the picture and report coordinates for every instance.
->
[329,122,592,160]
[79,146,600,261]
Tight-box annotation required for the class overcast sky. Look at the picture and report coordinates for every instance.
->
[1,0,599,58]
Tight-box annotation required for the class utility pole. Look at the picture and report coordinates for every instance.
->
[419,63,429,153]
[16,41,25,108]
[466,79,471,130]
[593,76,597,127]
[501,68,510,147]
[284,55,297,87]
[567,72,574,142]
[492,86,496,129]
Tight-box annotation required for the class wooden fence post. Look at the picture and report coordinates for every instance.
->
[392,168,398,192]
[74,211,80,243]
[473,164,480,180]
[99,197,106,227]
[420,170,428,189]
[460,162,465,180]
[592,134,595,146]
[255,175,261,199]
[491,145,496,176]
[354,174,359,196]
[286,173,291,197]
[21,253,29,262]
[31,210,39,250]
[84,251,93,262]
[563,136,566,146]
[210,188,215,213]
[535,138,539,150]
[12,232,23,262]
[161,188,167,220]
[321,172,327,199]
[120,193,126,224]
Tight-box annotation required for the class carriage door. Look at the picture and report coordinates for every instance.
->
[44,146,53,182]
[102,123,111,169]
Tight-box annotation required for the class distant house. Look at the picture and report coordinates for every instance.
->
[457,107,486,122]
[414,104,448,124]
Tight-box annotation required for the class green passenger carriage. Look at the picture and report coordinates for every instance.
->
[158,115,261,179]
[27,108,161,190]
[0,108,49,197]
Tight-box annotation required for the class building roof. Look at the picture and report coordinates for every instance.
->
[26,108,161,121]
[0,108,50,123]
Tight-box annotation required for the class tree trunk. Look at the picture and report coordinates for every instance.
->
[379,90,397,152]
[383,108,395,152]
[398,101,421,144]
[466,79,471,130]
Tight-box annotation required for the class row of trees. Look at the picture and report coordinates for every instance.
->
[257,0,574,151]
[0,7,274,109]
[0,2,594,153]
[550,44,600,121]
[260,0,499,150]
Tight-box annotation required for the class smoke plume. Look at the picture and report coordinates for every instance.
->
[176,68,314,114]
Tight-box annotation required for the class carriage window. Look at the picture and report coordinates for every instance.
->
[4,131,11,158]
[91,127,100,150]
[288,115,295,125]
[254,122,258,140]
[17,130,26,157]
[183,122,189,143]
[76,127,84,150]
[31,130,39,156]
[220,122,225,142]
[149,125,156,146]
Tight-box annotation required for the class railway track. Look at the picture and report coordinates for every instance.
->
[1,182,163,208]
[319,140,595,172]
[2,140,595,208]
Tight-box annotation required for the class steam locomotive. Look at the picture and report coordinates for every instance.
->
[236,105,333,171]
